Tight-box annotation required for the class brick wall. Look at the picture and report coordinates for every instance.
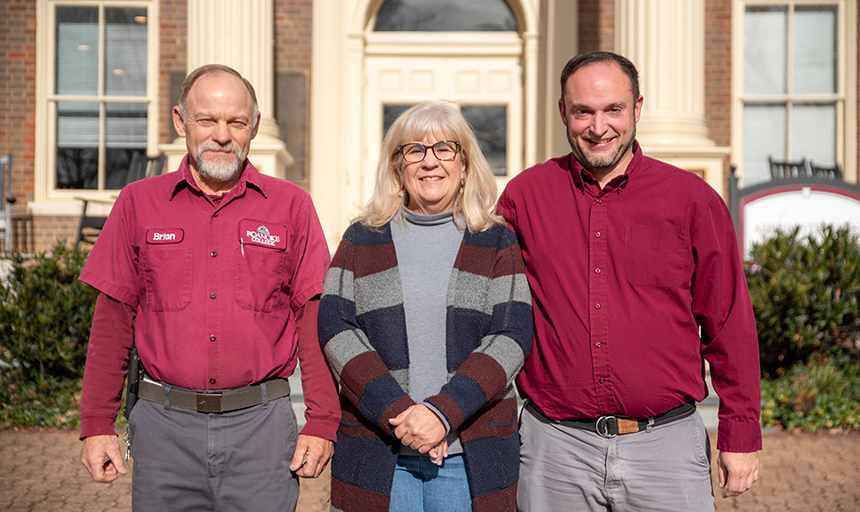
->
[274,0,313,184]
[275,0,313,72]
[159,0,187,145]
[705,0,733,192]
[705,0,732,149]
[0,0,37,213]
[579,0,615,53]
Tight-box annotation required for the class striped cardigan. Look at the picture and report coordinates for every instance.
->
[319,220,533,512]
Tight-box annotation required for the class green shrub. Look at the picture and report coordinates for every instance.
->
[761,354,860,432]
[0,376,82,430]
[745,225,860,377]
[0,240,98,387]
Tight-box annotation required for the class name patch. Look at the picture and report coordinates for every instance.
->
[146,228,184,244]
[239,219,287,250]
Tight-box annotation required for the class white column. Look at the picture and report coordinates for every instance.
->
[615,0,729,195]
[160,0,292,178]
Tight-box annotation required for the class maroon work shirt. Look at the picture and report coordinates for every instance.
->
[497,143,762,452]
[79,156,338,439]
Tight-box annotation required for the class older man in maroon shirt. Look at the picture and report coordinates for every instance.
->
[497,51,761,511]
[77,64,339,511]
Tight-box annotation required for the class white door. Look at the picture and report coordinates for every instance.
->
[362,34,524,205]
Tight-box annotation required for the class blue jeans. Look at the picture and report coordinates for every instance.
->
[389,454,473,512]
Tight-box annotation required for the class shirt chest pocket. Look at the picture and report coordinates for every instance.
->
[235,245,287,312]
[625,225,692,288]
[142,248,193,312]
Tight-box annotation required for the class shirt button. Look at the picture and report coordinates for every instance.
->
[210,378,216,385]
[213,212,219,218]
[210,251,217,257]
[595,232,601,238]
[594,303,601,309]
[210,292,217,299]
[599,378,605,384]
[594,268,601,274]
[596,199,602,204]
[596,342,601,347]
[209,335,216,342]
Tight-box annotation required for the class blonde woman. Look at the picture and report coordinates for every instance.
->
[319,102,533,512]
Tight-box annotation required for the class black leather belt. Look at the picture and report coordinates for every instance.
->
[138,377,290,413]
[527,400,696,438]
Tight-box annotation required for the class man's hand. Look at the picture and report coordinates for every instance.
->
[290,434,334,478]
[717,451,759,498]
[80,435,127,483]
[389,404,446,454]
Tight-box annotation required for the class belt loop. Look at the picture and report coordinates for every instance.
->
[163,384,172,413]
[646,416,655,433]
[261,381,269,409]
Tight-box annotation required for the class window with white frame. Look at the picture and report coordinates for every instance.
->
[738,1,848,186]
[47,2,152,192]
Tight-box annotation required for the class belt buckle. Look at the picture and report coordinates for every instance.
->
[595,415,617,438]
[196,392,223,413]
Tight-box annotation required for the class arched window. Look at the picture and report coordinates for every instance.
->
[374,0,517,32]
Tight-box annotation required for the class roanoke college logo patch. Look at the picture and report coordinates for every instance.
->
[238,219,287,250]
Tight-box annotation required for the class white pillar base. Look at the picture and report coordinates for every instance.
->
[639,143,730,193]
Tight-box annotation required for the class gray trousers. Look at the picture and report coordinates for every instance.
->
[128,392,299,512]
[517,403,715,512]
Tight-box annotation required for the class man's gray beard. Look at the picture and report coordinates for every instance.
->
[569,123,637,174]
[196,143,244,182]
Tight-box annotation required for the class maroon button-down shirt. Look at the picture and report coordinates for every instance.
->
[497,143,762,452]
[79,156,338,439]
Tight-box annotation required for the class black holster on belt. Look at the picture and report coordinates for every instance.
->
[124,344,143,419]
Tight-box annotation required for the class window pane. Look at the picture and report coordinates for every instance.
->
[56,101,99,189]
[383,104,414,138]
[56,7,98,95]
[106,103,147,149]
[743,103,786,186]
[461,105,507,176]
[104,149,137,189]
[105,103,148,188]
[793,6,837,95]
[57,101,99,148]
[791,103,835,165]
[744,7,786,95]
[105,8,148,96]
[375,0,517,32]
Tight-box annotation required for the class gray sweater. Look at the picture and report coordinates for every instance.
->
[391,208,464,455]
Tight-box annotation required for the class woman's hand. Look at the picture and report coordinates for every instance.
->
[428,438,449,466]
[389,404,447,453]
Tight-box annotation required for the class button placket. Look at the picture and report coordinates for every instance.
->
[589,191,611,408]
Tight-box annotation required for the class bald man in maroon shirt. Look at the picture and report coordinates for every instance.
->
[78,64,339,512]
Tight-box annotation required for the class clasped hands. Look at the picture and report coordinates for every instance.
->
[389,404,449,465]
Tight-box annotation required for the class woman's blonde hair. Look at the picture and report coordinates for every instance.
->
[354,101,503,233]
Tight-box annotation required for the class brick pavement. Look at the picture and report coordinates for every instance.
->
[1,429,858,511]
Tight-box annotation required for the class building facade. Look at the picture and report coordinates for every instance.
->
[1,0,857,252]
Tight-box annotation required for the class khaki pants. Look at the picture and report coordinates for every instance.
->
[517,403,714,512]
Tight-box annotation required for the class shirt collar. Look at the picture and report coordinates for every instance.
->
[169,154,268,200]
[569,140,641,195]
